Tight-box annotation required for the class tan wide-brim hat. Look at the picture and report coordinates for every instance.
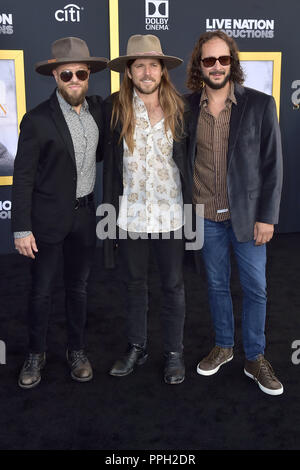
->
[107,34,183,72]
[35,37,108,75]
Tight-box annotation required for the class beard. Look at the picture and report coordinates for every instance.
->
[133,81,160,95]
[58,83,88,106]
[202,71,231,90]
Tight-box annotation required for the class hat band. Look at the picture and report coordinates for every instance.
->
[132,51,164,56]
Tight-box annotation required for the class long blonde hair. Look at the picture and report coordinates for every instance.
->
[111,60,185,154]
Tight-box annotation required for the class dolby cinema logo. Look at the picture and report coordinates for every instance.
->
[145,0,169,30]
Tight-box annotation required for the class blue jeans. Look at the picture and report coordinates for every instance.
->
[201,219,267,360]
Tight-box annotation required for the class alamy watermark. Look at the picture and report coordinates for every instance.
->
[0,340,6,364]
[291,340,300,365]
[96,201,204,250]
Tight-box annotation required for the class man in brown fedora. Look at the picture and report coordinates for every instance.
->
[12,37,108,388]
[102,34,190,384]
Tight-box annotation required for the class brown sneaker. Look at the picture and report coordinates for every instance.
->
[244,355,283,396]
[196,346,233,376]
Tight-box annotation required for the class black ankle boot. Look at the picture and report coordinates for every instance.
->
[18,352,46,389]
[164,352,185,384]
[109,344,148,377]
[67,349,93,382]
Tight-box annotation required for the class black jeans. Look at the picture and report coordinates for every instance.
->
[28,202,96,353]
[118,231,186,353]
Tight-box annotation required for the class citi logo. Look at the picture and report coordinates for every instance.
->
[145,0,168,18]
[55,4,83,22]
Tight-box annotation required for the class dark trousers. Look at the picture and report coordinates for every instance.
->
[28,202,96,353]
[118,231,186,353]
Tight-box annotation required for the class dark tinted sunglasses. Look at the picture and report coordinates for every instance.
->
[201,55,232,68]
[59,69,89,82]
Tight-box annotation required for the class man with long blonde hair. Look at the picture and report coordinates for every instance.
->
[102,35,190,384]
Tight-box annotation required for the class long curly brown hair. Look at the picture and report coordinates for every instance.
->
[186,30,244,92]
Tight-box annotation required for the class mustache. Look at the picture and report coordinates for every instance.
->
[209,71,225,76]
[67,82,83,87]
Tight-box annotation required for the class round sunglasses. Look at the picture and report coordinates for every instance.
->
[201,55,232,68]
[59,69,89,82]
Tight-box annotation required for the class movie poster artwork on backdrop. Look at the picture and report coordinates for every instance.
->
[240,52,282,119]
[0,59,17,177]
[0,50,26,185]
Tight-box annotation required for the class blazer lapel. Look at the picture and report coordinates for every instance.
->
[49,90,76,167]
[227,83,247,170]
[172,139,185,176]
[187,92,201,172]
[113,121,123,175]
[86,96,101,128]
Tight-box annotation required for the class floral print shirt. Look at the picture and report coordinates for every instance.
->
[117,91,183,233]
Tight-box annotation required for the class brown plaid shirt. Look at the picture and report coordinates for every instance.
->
[193,82,237,221]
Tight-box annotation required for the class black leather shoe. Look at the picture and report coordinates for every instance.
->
[109,344,148,377]
[67,349,93,382]
[164,352,185,384]
[18,352,46,389]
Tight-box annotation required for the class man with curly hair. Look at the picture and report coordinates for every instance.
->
[186,31,283,395]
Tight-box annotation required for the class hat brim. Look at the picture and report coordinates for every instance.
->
[35,57,108,75]
[107,54,183,73]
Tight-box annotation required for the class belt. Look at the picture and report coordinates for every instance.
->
[75,192,94,209]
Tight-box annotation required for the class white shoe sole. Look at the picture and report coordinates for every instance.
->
[196,354,233,376]
[244,369,284,395]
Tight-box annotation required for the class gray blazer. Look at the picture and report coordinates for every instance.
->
[186,82,283,242]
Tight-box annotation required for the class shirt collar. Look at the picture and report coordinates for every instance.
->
[200,81,237,107]
[132,88,165,131]
[133,89,145,107]
[56,88,88,113]
[228,81,237,105]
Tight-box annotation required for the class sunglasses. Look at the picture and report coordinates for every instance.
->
[59,69,89,82]
[201,56,232,68]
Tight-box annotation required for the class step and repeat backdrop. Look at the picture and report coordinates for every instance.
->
[0,0,299,253]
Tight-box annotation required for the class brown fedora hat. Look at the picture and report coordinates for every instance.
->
[107,34,183,72]
[35,37,108,75]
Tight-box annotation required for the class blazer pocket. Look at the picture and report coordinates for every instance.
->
[248,189,260,199]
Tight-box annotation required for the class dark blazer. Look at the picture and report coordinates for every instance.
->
[11,90,104,243]
[186,83,283,242]
[102,93,191,268]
